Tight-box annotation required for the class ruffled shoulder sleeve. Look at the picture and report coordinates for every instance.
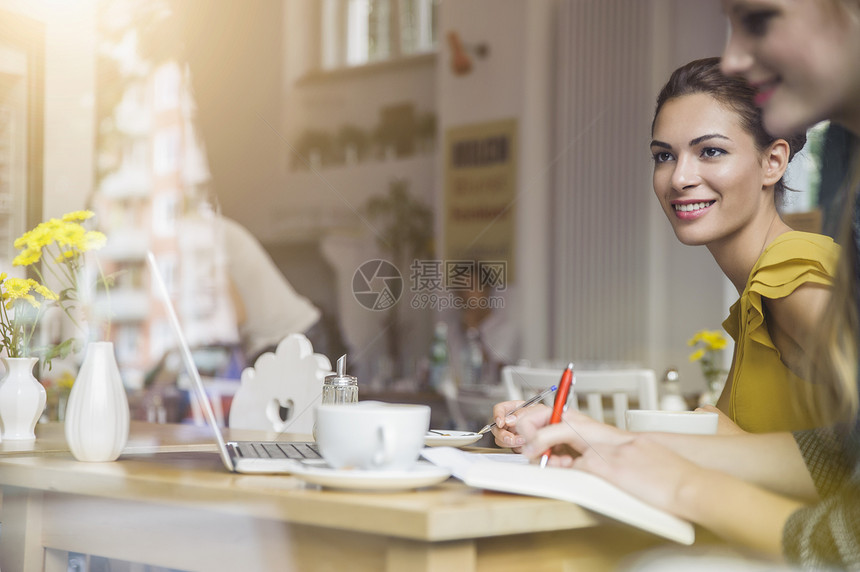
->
[749,232,839,298]
[723,299,741,342]
[741,232,839,350]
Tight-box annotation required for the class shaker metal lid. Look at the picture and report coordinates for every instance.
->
[325,354,358,385]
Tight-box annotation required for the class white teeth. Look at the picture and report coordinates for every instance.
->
[674,201,713,212]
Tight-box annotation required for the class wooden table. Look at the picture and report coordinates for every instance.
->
[0,422,710,572]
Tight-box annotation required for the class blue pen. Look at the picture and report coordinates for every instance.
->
[478,385,558,434]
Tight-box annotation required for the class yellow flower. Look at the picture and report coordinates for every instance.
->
[53,222,86,248]
[14,226,47,250]
[4,209,110,364]
[1,278,54,309]
[57,371,76,389]
[55,250,79,263]
[3,277,34,299]
[688,329,728,351]
[12,247,43,266]
[3,278,37,309]
[0,272,6,282]
[61,210,94,223]
[32,282,58,301]
[687,330,706,346]
[687,327,729,389]
[82,230,107,252]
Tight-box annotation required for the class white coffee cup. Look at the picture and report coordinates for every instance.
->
[625,409,718,434]
[315,401,431,471]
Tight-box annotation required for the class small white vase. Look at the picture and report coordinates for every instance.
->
[0,356,47,441]
[65,341,130,462]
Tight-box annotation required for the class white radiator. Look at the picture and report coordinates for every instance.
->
[552,0,656,364]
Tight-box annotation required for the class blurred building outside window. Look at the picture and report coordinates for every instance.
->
[153,61,181,111]
[152,126,181,175]
[322,0,437,70]
[151,192,178,237]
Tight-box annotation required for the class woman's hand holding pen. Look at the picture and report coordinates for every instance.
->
[490,400,549,451]
[517,408,631,468]
[513,408,709,518]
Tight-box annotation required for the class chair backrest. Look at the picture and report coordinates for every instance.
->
[501,365,658,430]
[228,333,333,434]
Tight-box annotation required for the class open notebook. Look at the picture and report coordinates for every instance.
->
[421,447,695,545]
[146,251,321,473]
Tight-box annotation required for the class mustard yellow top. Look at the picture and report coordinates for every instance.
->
[722,231,839,433]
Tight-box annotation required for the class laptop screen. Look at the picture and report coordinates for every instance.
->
[146,251,236,471]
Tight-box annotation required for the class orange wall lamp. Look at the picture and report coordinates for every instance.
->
[447,31,490,76]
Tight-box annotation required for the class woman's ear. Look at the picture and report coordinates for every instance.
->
[762,139,790,187]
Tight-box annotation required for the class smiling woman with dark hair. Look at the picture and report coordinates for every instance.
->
[650,57,838,433]
[493,57,839,445]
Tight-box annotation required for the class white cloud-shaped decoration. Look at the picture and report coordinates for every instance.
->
[228,334,333,435]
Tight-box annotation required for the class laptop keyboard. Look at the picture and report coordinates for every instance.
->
[233,441,321,460]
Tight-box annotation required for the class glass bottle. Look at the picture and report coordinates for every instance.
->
[659,367,688,411]
[321,354,358,406]
[427,321,450,391]
[314,354,358,441]
[461,327,484,387]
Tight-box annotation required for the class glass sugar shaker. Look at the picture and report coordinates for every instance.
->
[321,354,358,406]
[659,367,688,412]
[314,355,358,441]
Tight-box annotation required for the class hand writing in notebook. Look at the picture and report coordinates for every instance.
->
[516,407,713,520]
[517,408,628,468]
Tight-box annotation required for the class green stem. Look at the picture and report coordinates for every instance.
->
[0,300,16,356]
[40,244,73,287]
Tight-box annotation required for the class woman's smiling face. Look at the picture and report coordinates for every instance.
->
[721,0,860,137]
[651,93,773,247]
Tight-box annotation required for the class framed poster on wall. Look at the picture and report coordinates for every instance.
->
[443,118,517,283]
[0,9,44,273]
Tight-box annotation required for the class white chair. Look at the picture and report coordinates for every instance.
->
[501,365,658,430]
[228,334,333,435]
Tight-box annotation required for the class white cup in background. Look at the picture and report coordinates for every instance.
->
[625,409,718,434]
[315,401,431,471]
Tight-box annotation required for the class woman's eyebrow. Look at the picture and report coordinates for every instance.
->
[650,139,671,149]
[690,133,731,146]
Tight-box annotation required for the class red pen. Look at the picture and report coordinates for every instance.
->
[539,362,574,468]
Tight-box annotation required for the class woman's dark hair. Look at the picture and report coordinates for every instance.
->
[653,57,806,201]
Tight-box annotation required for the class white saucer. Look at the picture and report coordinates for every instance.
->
[293,460,451,491]
[424,430,482,448]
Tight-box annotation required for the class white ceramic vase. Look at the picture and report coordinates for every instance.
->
[0,356,47,441]
[65,341,129,462]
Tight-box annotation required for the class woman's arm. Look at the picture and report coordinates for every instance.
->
[515,407,818,500]
[564,433,804,558]
[698,404,749,435]
[515,408,858,563]
[651,431,817,501]
[765,282,831,375]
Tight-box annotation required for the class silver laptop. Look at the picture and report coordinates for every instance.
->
[147,251,321,473]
